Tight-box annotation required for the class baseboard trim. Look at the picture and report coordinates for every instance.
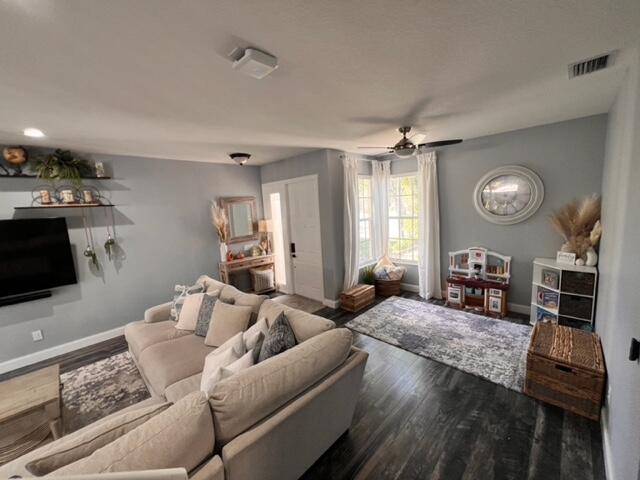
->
[507,303,530,315]
[601,410,614,480]
[0,326,125,375]
[323,298,341,309]
[400,283,420,293]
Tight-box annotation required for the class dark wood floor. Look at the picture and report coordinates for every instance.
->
[0,292,605,480]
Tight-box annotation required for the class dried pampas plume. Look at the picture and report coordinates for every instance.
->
[549,195,601,259]
[211,201,228,243]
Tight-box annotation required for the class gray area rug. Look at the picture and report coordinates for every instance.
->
[60,351,150,433]
[346,296,532,391]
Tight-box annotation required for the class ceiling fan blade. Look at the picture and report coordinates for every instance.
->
[418,139,463,148]
[358,146,393,149]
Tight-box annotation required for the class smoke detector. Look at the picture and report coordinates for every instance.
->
[229,152,251,166]
[232,48,278,79]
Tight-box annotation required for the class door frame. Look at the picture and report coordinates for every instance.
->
[261,174,324,300]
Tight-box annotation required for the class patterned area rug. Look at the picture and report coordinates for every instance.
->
[346,296,532,391]
[60,351,150,433]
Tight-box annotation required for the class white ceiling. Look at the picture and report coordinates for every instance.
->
[1,0,639,165]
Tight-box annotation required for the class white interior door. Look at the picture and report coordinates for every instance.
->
[286,177,324,302]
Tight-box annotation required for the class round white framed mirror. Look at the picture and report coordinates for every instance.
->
[473,166,544,225]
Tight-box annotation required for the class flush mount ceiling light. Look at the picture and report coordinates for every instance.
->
[23,127,45,138]
[229,152,251,166]
[231,48,278,79]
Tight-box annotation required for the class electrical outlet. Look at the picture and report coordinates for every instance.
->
[31,329,43,342]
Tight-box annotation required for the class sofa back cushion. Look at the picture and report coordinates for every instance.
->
[53,392,214,476]
[21,402,170,476]
[196,275,227,293]
[208,328,353,446]
[257,299,335,342]
[219,285,268,323]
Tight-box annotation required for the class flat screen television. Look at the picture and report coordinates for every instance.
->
[0,217,77,300]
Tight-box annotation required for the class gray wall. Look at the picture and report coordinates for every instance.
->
[0,152,263,362]
[383,115,607,306]
[596,47,640,480]
[259,149,344,301]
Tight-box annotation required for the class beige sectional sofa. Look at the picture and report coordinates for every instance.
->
[1,276,368,480]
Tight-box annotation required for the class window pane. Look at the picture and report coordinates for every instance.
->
[389,197,399,216]
[362,199,371,218]
[400,195,413,216]
[400,177,413,195]
[389,219,399,238]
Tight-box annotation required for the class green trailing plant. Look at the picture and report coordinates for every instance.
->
[31,149,93,186]
[361,265,376,285]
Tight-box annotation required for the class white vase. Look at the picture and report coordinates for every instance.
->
[220,243,228,262]
[585,248,598,266]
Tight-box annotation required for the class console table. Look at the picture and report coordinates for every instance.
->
[219,254,275,294]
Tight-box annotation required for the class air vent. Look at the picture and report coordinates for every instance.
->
[569,53,614,79]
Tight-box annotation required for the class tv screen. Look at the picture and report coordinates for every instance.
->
[0,218,77,298]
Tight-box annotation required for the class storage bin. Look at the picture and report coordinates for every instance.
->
[561,271,596,296]
[559,294,592,320]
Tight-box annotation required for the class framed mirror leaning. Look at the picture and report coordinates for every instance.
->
[220,196,258,243]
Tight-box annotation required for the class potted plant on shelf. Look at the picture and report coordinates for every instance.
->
[30,149,93,186]
[211,201,229,261]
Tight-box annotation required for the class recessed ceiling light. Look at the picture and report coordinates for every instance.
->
[23,128,45,138]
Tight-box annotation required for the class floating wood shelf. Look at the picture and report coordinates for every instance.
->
[0,175,112,180]
[14,204,114,210]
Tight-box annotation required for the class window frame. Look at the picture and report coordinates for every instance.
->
[357,174,374,266]
[387,172,419,265]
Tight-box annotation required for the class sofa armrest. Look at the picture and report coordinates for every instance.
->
[145,302,173,323]
[221,348,368,480]
[22,468,188,480]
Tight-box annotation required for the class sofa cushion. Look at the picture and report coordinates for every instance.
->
[257,312,297,363]
[138,335,214,395]
[175,293,205,331]
[24,402,171,476]
[200,346,242,393]
[204,301,253,347]
[208,328,353,446]
[125,320,191,360]
[170,283,205,321]
[196,275,227,293]
[257,299,335,342]
[243,317,268,350]
[52,392,214,476]
[219,285,267,322]
[164,373,202,403]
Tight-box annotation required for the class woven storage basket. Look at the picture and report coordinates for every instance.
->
[375,278,402,296]
[250,267,274,293]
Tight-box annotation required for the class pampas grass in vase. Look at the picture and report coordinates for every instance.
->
[549,194,601,265]
[211,202,229,260]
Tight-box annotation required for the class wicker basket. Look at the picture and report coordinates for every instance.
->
[375,278,402,296]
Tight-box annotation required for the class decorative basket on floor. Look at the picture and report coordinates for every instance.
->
[375,278,402,297]
[250,267,274,293]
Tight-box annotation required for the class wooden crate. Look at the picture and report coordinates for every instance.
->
[341,284,375,312]
[525,322,605,420]
[375,278,402,297]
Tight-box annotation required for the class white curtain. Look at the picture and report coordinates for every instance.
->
[343,154,360,290]
[371,160,391,260]
[417,151,442,299]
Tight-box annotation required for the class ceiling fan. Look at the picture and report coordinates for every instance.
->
[359,126,462,158]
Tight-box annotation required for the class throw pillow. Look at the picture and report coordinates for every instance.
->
[175,293,204,331]
[209,331,245,359]
[243,317,269,350]
[258,312,297,363]
[219,349,255,380]
[194,292,219,337]
[251,333,265,364]
[170,282,204,321]
[200,346,241,393]
[204,301,253,347]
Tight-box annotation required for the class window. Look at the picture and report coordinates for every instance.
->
[388,175,419,262]
[358,176,373,265]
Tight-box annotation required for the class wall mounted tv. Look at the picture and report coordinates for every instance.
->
[0,218,77,306]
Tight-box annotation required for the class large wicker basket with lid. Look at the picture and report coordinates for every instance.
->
[525,322,605,420]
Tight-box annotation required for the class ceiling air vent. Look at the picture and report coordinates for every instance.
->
[569,53,613,79]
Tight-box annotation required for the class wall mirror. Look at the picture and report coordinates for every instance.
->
[473,166,544,225]
[220,196,258,243]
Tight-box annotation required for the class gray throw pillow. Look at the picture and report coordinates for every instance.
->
[258,313,297,363]
[251,332,265,363]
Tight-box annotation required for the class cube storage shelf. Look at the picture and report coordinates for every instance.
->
[530,258,598,331]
